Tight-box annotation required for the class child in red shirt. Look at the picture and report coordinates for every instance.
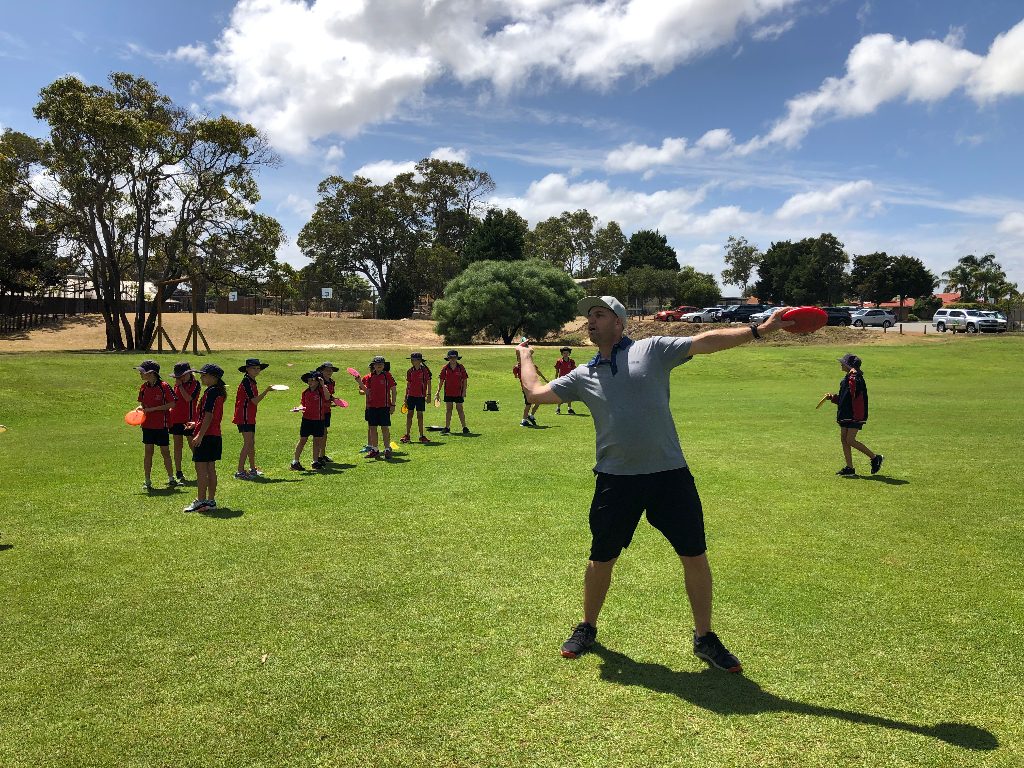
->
[400,352,431,444]
[554,346,577,415]
[184,363,227,513]
[514,353,548,427]
[169,361,201,483]
[434,350,470,435]
[359,356,397,459]
[292,370,329,470]
[133,359,177,491]
[233,358,274,480]
[316,361,340,464]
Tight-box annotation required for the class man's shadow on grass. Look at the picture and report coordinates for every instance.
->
[593,645,996,751]
[199,506,243,519]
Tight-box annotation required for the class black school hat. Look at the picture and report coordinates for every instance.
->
[239,358,270,372]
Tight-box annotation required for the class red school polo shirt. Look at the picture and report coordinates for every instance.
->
[232,375,259,425]
[439,363,468,397]
[170,377,201,426]
[362,371,396,408]
[301,386,328,419]
[193,388,225,437]
[555,357,576,377]
[406,365,431,397]
[138,380,176,429]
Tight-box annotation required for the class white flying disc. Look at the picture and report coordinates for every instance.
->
[269,384,290,391]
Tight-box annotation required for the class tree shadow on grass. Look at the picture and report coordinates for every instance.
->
[199,507,243,519]
[593,645,997,751]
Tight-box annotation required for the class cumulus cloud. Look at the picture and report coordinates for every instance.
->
[997,212,1024,237]
[604,129,736,172]
[776,180,875,220]
[176,0,801,153]
[353,146,472,184]
[736,19,1024,154]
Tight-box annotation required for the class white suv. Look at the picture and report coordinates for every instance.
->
[851,308,896,328]
[932,308,1000,333]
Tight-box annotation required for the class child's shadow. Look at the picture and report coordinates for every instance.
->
[0,543,14,552]
[593,645,997,751]
[317,463,357,473]
[248,476,304,484]
[852,475,910,486]
[145,487,182,497]
[199,507,244,519]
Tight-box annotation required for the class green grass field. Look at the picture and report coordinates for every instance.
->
[1,339,1022,767]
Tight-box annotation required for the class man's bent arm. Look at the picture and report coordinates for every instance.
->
[516,344,563,405]
[689,308,793,355]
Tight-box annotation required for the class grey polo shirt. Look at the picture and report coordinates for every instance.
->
[548,335,693,476]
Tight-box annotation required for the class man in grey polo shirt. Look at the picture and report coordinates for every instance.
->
[516,295,791,671]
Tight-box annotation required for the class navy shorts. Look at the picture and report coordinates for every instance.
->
[236,423,256,433]
[406,396,426,412]
[444,395,464,404]
[365,407,391,427]
[300,418,324,438]
[324,411,332,428]
[192,435,222,463]
[588,466,707,562]
[839,420,865,431]
[169,423,189,436]
[141,428,169,447]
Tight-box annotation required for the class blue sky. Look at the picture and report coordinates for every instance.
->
[3,0,1023,288]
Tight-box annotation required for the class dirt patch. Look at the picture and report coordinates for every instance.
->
[0,313,443,353]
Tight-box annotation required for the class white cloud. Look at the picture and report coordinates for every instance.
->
[429,146,470,163]
[605,129,735,173]
[352,146,472,184]
[277,193,314,219]
[736,20,1024,154]
[996,212,1024,237]
[751,19,795,41]
[776,180,875,220]
[178,0,802,154]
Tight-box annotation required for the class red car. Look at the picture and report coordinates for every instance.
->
[654,305,699,321]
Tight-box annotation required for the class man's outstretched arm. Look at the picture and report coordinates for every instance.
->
[516,343,563,404]
[689,308,793,355]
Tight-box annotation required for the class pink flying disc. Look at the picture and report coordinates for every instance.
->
[333,398,349,408]
[782,306,828,334]
[346,367,360,378]
[124,410,145,426]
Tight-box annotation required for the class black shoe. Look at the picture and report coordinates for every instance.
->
[311,460,323,470]
[871,454,884,474]
[836,466,855,476]
[440,427,450,435]
[462,426,470,434]
[693,630,742,672]
[321,454,332,464]
[290,461,305,471]
[560,622,597,659]
[175,471,186,482]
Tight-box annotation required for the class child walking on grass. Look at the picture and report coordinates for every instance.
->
[184,364,227,513]
[134,359,177,492]
[825,353,884,477]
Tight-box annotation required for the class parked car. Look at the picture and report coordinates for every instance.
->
[980,311,1008,333]
[679,307,723,322]
[653,305,699,322]
[851,308,897,328]
[932,308,1001,333]
[821,306,852,326]
[720,304,769,322]
[749,306,783,324]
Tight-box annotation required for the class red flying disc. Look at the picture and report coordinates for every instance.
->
[124,410,145,426]
[332,397,349,408]
[782,306,828,334]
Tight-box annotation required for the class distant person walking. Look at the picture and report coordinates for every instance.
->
[825,353,883,476]
[517,295,793,671]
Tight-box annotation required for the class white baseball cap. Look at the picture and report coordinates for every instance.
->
[578,296,628,324]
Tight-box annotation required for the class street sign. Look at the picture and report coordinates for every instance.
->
[229,291,238,302]
[322,287,333,299]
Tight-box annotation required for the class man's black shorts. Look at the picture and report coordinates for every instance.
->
[365,407,391,427]
[406,396,426,412]
[169,423,189,436]
[191,435,222,463]
[589,466,706,562]
[300,418,325,438]
[443,395,464,404]
[236,423,256,433]
[141,427,169,447]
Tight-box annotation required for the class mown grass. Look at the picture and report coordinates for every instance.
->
[1,338,1022,767]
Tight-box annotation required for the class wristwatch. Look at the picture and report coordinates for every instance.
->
[749,323,761,340]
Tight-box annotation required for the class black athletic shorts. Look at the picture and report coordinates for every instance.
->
[191,435,222,463]
[169,423,189,436]
[588,466,706,562]
[838,420,865,431]
[323,411,332,428]
[141,427,169,447]
[406,396,426,412]
[444,395,464,404]
[236,423,256,433]
[365,407,391,427]
[300,418,325,438]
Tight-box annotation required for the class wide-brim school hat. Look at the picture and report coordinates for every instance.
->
[369,355,386,366]
[838,353,862,369]
[446,350,462,359]
[191,363,225,379]
[171,362,192,378]
[409,352,425,360]
[578,296,628,324]
[134,360,160,373]
[238,358,270,372]
[317,361,340,372]
[560,347,572,352]
[300,370,322,383]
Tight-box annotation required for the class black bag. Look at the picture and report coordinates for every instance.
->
[483,400,499,411]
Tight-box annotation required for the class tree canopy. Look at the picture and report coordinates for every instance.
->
[720,236,762,297]
[617,229,679,273]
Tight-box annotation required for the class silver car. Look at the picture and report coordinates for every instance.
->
[851,308,897,328]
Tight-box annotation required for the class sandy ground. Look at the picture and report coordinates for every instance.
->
[0,312,949,354]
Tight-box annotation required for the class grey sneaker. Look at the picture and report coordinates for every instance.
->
[183,499,205,513]
[560,622,597,659]
[693,630,742,672]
